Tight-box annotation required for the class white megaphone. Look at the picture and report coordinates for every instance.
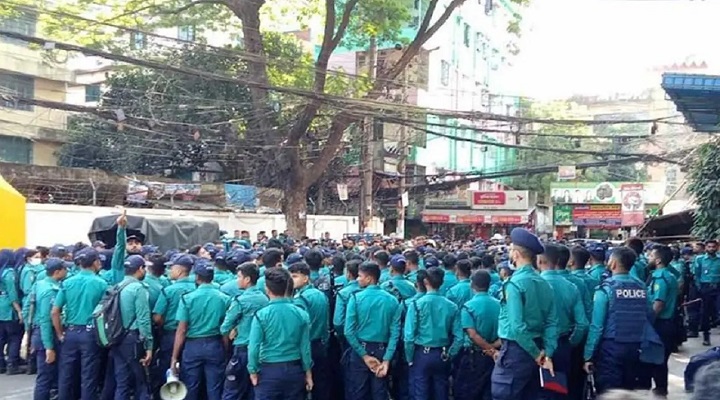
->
[160,369,187,400]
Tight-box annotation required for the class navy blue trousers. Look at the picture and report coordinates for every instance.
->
[112,330,150,400]
[222,346,252,400]
[391,341,410,400]
[700,285,719,336]
[58,325,101,400]
[652,318,676,394]
[409,346,451,400]
[152,330,176,397]
[453,348,494,400]
[181,336,225,400]
[310,340,331,400]
[344,342,389,400]
[0,320,22,369]
[594,339,640,394]
[31,329,59,400]
[253,361,306,400]
[687,285,701,332]
[491,340,540,400]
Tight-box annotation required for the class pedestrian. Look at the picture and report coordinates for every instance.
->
[647,245,679,397]
[52,248,108,400]
[583,247,649,394]
[491,227,558,400]
[248,267,313,400]
[453,269,500,400]
[344,261,402,400]
[32,258,67,400]
[171,259,230,400]
[538,244,589,400]
[403,266,463,400]
[0,249,23,375]
[220,262,269,400]
[112,254,153,400]
[288,261,331,400]
[691,240,720,346]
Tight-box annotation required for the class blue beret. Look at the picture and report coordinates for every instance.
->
[299,246,310,256]
[497,260,514,271]
[390,254,406,269]
[75,248,105,265]
[124,255,148,272]
[510,228,544,255]
[680,247,693,256]
[193,259,215,278]
[587,245,605,260]
[45,257,66,273]
[215,251,227,261]
[171,254,195,269]
[49,244,67,258]
[140,245,158,257]
[425,256,440,268]
[286,253,303,265]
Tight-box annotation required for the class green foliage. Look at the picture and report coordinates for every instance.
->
[339,0,412,49]
[687,139,720,239]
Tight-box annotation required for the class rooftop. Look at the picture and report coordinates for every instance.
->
[662,73,720,132]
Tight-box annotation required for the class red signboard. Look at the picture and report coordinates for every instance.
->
[571,204,622,226]
[472,191,507,206]
[422,214,450,223]
[491,215,523,224]
[456,215,485,224]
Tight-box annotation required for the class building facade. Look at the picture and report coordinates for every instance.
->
[0,11,75,166]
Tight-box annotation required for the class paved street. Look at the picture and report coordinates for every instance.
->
[0,336,711,399]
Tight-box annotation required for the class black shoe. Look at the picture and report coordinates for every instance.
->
[688,331,699,338]
[0,368,6,374]
[26,364,36,375]
[652,388,668,398]
[6,366,22,375]
[703,339,712,346]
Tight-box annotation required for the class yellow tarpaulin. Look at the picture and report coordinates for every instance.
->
[0,175,26,249]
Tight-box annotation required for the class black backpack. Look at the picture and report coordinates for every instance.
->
[93,280,135,348]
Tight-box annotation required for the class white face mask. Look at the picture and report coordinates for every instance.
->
[29,258,42,266]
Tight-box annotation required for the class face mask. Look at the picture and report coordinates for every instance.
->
[29,258,42,266]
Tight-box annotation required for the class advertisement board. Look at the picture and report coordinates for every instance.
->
[550,182,664,204]
[571,204,622,227]
[469,190,529,210]
[553,205,573,226]
[621,183,645,226]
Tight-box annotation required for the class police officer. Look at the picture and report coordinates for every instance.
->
[213,251,235,285]
[404,250,421,284]
[446,259,473,307]
[144,253,169,308]
[32,258,67,399]
[172,259,230,400]
[567,246,593,319]
[692,239,720,346]
[583,247,649,394]
[538,244,589,400]
[344,261,402,399]
[381,255,416,301]
[333,259,362,344]
[288,261,331,400]
[686,244,702,338]
[453,269,500,400]
[248,267,313,400]
[439,254,459,295]
[220,262,269,400]
[491,228,558,400]
[374,250,392,284]
[21,248,44,375]
[113,254,153,399]
[403,266,463,400]
[626,238,649,284]
[647,245,679,397]
[152,253,197,394]
[0,249,23,375]
[586,244,607,286]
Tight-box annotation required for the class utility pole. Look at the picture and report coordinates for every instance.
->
[396,66,409,239]
[359,36,377,233]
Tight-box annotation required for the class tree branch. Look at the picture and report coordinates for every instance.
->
[100,0,228,23]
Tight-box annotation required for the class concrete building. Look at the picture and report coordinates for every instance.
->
[0,11,75,166]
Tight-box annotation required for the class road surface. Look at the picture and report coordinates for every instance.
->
[0,337,709,399]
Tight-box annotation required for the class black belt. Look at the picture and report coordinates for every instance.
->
[187,335,222,341]
[234,344,248,351]
[261,360,301,367]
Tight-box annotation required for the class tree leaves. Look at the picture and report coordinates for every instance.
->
[688,139,720,239]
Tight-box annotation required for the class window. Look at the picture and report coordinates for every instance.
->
[463,24,471,47]
[0,135,32,164]
[178,26,195,41]
[85,84,101,102]
[0,11,37,47]
[440,60,450,86]
[0,73,34,111]
[130,32,146,49]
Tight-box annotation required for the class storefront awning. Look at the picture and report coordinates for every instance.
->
[662,73,720,132]
[421,209,531,225]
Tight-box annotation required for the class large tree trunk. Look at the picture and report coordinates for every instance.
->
[283,185,308,238]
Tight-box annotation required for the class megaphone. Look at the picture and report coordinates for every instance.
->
[160,369,187,400]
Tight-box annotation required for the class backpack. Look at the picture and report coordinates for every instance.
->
[93,280,135,348]
[312,272,338,333]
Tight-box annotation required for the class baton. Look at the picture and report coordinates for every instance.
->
[681,298,702,307]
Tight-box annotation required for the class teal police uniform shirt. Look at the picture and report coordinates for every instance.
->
[584,274,648,361]
[35,277,62,350]
[381,275,417,301]
[176,283,230,338]
[334,273,349,288]
[379,268,391,284]
[143,274,167,310]
[567,269,595,319]
[108,228,129,285]
[0,268,20,321]
[220,286,269,346]
[587,264,606,284]
[213,269,235,285]
[54,269,108,326]
[293,285,330,343]
[446,278,473,307]
[118,276,153,350]
[693,254,720,286]
[460,292,500,347]
[497,265,559,359]
[403,291,463,364]
[220,279,243,297]
[439,270,458,296]
[630,254,649,284]
[344,285,402,361]
[670,260,686,284]
[20,263,43,321]
[247,298,313,374]
[649,268,679,320]
[540,271,589,346]
[153,277,197,332]
[333,280,362,335]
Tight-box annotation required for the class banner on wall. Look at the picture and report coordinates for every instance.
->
[621,183,645,226]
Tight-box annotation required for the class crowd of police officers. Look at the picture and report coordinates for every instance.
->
[0,210,719,400]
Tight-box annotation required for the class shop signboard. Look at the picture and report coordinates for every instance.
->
[571,204,622,226]
[550,181,664,205]
[553,205,573,226]
[621,183,645,226]
[469,190,529,210]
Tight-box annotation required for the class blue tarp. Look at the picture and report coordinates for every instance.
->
[225,184,258,209]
